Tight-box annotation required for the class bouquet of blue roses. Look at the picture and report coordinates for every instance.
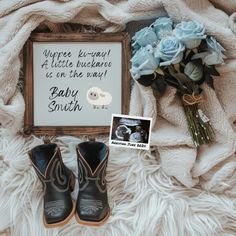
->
[130,17,226,147]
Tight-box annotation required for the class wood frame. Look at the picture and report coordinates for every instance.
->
[23,33,130,136]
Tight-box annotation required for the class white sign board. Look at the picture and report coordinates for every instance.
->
[33,42,122,126]
[24,33,130,135]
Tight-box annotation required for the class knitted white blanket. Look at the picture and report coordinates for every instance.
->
[0,0,236,235]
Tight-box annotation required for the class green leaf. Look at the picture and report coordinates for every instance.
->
[184,60,203,82]
[155,67,165,76]
[185,49,192,59]
[175,73,191,83]
[198,39,208,52]
[206,65,220,76]
[203,65,217,89]
[171,74,190,93]
[173,73,195,93]
[137,74,156,87]
[168,67,192,93]
[164,75,179,89]
[205,74,214,89]
[173,63,180,72]
[183,50,195,64]
[153,78,167,95]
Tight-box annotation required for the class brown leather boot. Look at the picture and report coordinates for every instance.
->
[29,142,75,228]
[75,140,110,226]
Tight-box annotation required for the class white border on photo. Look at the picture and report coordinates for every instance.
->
[109,114,152,150]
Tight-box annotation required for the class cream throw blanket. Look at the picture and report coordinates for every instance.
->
[0,0,236,235]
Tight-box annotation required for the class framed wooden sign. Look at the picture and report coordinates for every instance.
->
[24,33,130,135]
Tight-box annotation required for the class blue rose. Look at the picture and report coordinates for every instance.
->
[154,36,185,66]
[173,21,206,49]
[132,26,157,52]
[151,17,173,40]
[130,45,159,79]
[192,36,226,65]
[205,36,226,64]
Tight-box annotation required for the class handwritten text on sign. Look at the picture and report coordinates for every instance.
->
[33,42,122,126]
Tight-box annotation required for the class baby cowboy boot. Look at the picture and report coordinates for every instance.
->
[75,140,110,226]
[29,142,75,227]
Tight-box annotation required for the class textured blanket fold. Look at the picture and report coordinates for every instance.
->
[0,0,236,235]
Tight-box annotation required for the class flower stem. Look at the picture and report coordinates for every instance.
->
[184,104,214,147]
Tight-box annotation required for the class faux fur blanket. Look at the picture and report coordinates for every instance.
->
[0,0,236,235]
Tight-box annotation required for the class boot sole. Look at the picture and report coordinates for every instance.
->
[43,201,76,228]
[75,208,110,227]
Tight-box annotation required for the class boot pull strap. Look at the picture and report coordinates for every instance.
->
[43,136,51,144]
[88,136,96,142]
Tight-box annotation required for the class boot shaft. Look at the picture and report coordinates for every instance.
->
[76,141,109,192]
[29,143,73,193]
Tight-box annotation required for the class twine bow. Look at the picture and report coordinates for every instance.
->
[182,93,203,106]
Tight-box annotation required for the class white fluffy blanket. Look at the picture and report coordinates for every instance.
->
[0,0,236,235]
